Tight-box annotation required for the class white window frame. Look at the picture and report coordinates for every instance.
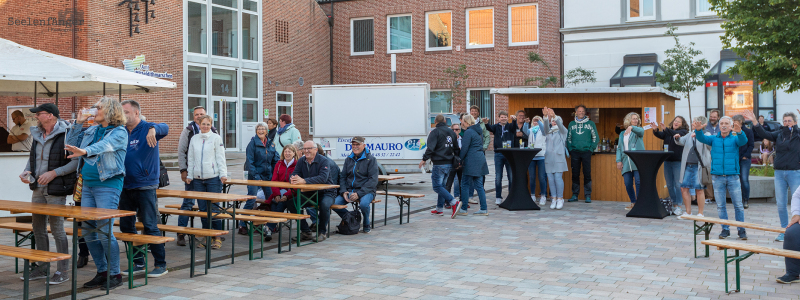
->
[350,17,375,56]
[466,88,495,124]
[626,0,655,22]
[276,91,293,119]
[185,62,209,122]
[425,10,453,52]
[696,0,716,17]
[386,13,412,54]
[308,93,314,135]
[430,89,454,114]
[507,3,538,47]
[466,7,494,49]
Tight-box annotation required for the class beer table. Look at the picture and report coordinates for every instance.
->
[0,199,135,300]
[494,148,542,210]
[624,150,672,219]
[155,189,254,266]
[222,179,338,247]
[377,175,404,226]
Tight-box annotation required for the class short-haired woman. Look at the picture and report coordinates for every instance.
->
[457,115,490,217]
[542,107,568,209]
[616,112,645,210]
[186,114,228,249]
[266,118,278,141]
[239,122,279,235]
[66,96,129,289]
[652,116,689,214]
[675,115,711,219]
[265,144,299,238]
[273,114,302,156]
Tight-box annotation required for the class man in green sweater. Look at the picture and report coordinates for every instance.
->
[566,104,598,203]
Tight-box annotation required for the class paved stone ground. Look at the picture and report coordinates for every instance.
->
[1,152,797,299]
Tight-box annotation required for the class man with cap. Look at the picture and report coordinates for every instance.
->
[289,140,333,241]
[333,136,379,233]
[8,109,33,151]
[18,103,78,284]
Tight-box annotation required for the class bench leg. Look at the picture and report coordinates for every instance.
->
[693,221,714,258]
[384,181,389,226]
[23,259,29,300]
[722,248,756,294]
[371,202,376,229]
[14,230,35,274]
[124,242,150,289]
[189,235,196,278]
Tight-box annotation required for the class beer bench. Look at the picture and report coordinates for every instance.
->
[702,239,800,293]
[680,215,785,258]
[376,190,425,225]
[0,244,71,300]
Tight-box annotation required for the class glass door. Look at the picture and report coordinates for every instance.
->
[213,97,239,150]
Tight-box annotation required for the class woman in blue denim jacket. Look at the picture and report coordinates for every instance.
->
[65,96,128,290]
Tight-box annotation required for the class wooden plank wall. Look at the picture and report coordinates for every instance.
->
[507,93,677,202]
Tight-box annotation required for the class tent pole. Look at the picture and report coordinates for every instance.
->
[119,84,122,101]
[103,82,106,96]
[56,82,59,107]
[33,82,37,106]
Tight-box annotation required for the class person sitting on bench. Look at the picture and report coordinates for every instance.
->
[779,186,800,284]
[333,136,379,233]
[290,141,332,241]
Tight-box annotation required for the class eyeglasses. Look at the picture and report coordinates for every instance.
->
[256,128,267,131]
[302,147,316,150]
[351,143,362,146]
[453,129,461,131]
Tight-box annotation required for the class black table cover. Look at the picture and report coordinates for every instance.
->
[495,148,542,210]
[624,150,673,219]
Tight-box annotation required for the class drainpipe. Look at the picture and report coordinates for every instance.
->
[329,2,334,85]
[560,0,564,87]
[71,0,78,119]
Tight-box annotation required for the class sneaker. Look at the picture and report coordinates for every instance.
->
[48,271,69,285]
[556,199,564,210]
[624,203,634,210]
[148,266,168,278]
[673,206,683,216]
[444,203,451,209]
[719,229,730,239]
[567,195,578,202]
[469,198,478,204]
[495,198,502,205]
[585,196,591,203]
[120,265,146,276]
[697,213,704,217]
[776,274,800,284]
[238,227,248,235]
[431,209,444,216]
[743,199,749,209]
[538,196,546,206]
[473,210,488,216]
[82,272,108,288]
[456,210,468,216]
[77,255,89,268]
[451,201,461,219]
[20,266,48,281]
[550,199,557,209]
[776,233,785,242]
[738,230,748,240]
[309,223,318,233]
[104,274,123,290]
[176,234,186,247]
[677,212,689,220]
[362,227,371,234]
[264,228,273,242]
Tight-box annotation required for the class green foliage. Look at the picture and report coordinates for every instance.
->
[654,24,710,121]
[525,52,596,88]
[750,164,774,177]
[438,64,469,103]
[564,67,597,87]
[708,0,800,93]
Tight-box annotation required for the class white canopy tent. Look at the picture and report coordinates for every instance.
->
[0,37,175,99]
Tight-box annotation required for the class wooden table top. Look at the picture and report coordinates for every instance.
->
[223,179,339,191]
[379,175,405,181]
[681,215,786,234]
[0,199,135,221]
[156,189,255,202]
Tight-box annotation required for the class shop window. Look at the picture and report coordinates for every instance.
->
[468,90,493,122]
[426,11,452,51]
[430,90,452,114]
[628,0,654,21]
[212,7,238,58]
[351,18,374,55]
[705,81,719,109]
[212,68,237,97]
[188,2,206,54]
[388,14,412,53]
[467,7,493,48]
[276,92,293,118]
[723,81,754,117]
[609,54,664,87]
[508,3,537,46]
[243,13,258,61]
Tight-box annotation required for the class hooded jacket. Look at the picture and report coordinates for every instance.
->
[178,121,217,173]
[460,124,490,177]
[567,117,598,152]
[339,149,379,198]
[542,116,568,173]
[753,123,800,170]
[273,123,302,155]
[422,122,459,165]
[486,121,518,150]
[124,120,169,189]
[694,129,748,176]
[25,120,78,195]
[245,135,279,181]
[187,131,227,180]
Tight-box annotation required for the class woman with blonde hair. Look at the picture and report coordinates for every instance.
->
[66,96,129,290]
[265,144,299,238]
[186,114,227,249]
[615,111,645,210]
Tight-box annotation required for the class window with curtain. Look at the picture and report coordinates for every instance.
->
[388,15,412,52]
[469,90,493,121]
[426,11,452,50]
[628,0,654,20]
[430,91,452,114]
[351,18,374,55]
[508,4,537,46]
[467,8,493,48]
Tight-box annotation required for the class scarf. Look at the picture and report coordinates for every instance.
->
[277,123,292,135]
[548,126,559,134]
[531,125,540,135]
[575,116,589,123]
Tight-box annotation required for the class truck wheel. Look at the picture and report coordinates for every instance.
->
[376,161,388,175]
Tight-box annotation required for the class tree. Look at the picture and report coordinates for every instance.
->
[564,67,597,87]
[525,52,597,87]
[438,64,469,108]
[708,0,800,93]
[653,25,710,122]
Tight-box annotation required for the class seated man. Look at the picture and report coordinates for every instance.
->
[290,141,332,242]
[779,186,800,284]
[333,136,379,233]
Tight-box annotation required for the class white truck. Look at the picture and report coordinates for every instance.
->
[312,83,430,174]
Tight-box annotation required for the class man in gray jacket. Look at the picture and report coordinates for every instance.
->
[19,103,77,284]
[176,106,217,246]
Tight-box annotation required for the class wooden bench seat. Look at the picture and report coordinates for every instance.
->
[376,191,425,198]
[113,232,174,246]
[377,190,425,226]
[158,208,287,224]
[701,239,800,293]
[164,204,309,220]
[681,215,786,258]
[0,244,71,300]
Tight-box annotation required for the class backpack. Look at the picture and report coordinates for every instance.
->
[336,205,361,235]
[158,160,170,188]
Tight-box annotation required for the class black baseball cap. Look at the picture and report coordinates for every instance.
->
[29,103,60,118]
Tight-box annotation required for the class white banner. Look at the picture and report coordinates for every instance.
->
[321,136,427,160]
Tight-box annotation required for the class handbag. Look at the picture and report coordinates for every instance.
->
[692,139,712,184]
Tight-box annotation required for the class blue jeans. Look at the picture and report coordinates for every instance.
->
[712,175,745,232]
[774,170,800,228]
[528,159,547,196]
[81,186,122,275]
[785,224,800,277]
[118,188,166,267]
[241,185,272,228]
[547,172,564,198]
[192,177,223,230]
[494,152,512,199]
[663,161,682,205]
[313,195,334,234]
[333,193,375,228]
[267,200,287,232]
[460,175,486,211]
[738,159,752,202]
[178,182,195,228]
[432,164,456,211]
[623,171,640,203]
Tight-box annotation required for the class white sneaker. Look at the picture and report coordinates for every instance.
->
[697,213,704,217]
[550,198,557,209]
[538,195,546,206]
[469,197,478,204]
[556,198,564,209]
[495,198,502,205]
[673,206,683,216]
[677,212,689,219]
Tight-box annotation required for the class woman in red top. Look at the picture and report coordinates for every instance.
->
[265,144,299,240]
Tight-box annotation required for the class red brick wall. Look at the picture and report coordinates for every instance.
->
[323,0,561,116]
[263,0,331,139]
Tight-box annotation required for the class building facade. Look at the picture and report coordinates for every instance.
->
[562,0,798,121]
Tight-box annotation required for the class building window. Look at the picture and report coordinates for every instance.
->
[696,0,715,16]
[243,0,257,12]
[627,0,654,21]
[468,90,493,122]
[211,6,238,58]
[351,18,374,55]
[243,13,258,60]
[212,68,237,96]
[212,0,236,8]
[508,3,537,46]
[430,90,452,114]
[426,11,452,51]
[188,66,207,96]
[387,14,412,53]
[467,7,493,49]
[758,85,776,121]
[706,81,719,109]
[242,72,258,99]
[188,2,207,54]
[242,100,258,122]
[308,94,314,135]
[188,97,207,121]
[276,92,293,118]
